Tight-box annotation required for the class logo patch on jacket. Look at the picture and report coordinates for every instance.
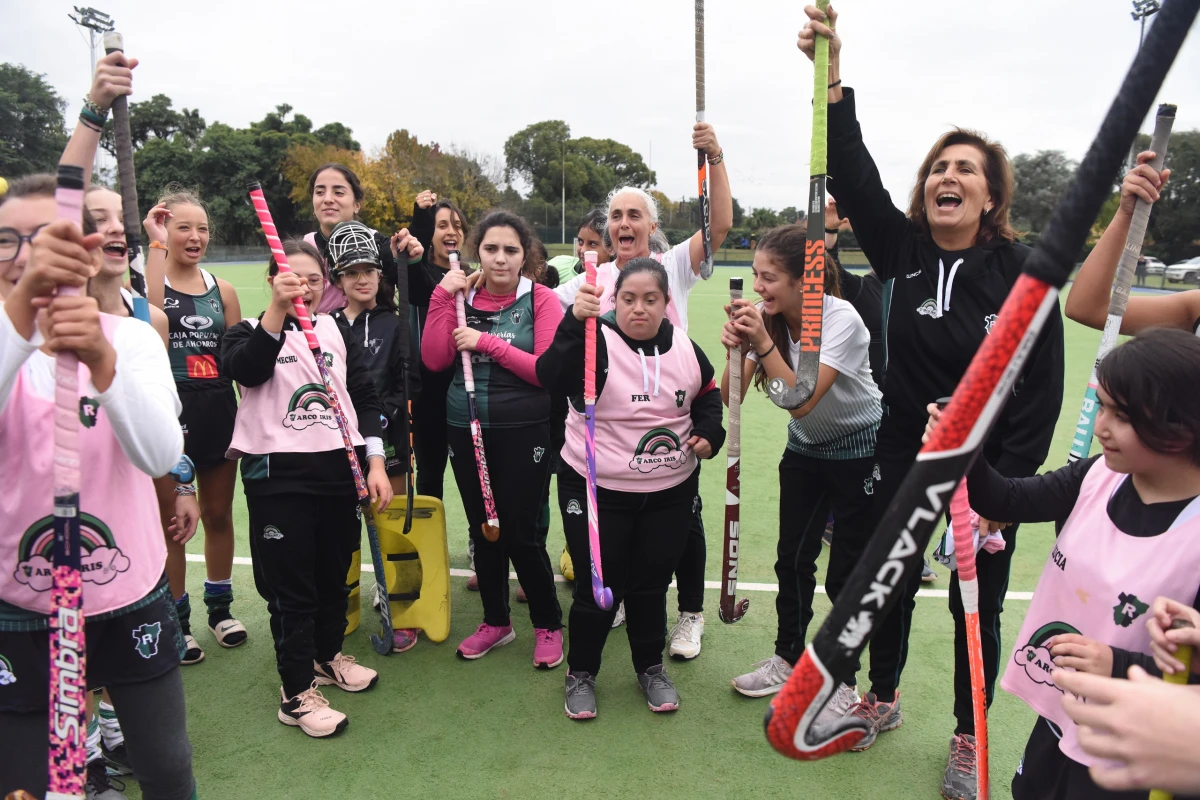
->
[984,314,998,334]
[675,390,686,408]
[917,299,939,317]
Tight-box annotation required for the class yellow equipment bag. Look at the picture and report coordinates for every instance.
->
[345,495,451,642]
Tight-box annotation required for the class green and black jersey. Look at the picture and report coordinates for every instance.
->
[447,282,548,429]
[164,269,230,391]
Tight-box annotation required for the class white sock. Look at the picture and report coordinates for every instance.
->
[98,700,124,749]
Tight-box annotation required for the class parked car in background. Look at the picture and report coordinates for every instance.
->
[1144,256,1166,275]
[1165,257,1200,284]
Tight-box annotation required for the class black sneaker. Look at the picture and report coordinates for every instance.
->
[564,671,597,719]
[637,664,680,712]
[85,757,127,799]
[101,740,132,775]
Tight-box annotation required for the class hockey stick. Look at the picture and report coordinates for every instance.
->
[46,164,88,800]
[937,393,989,799]
[582,250,614,610]
[246,182,392,656]
[101,32,150,324]
[1067,104,1175,463]
[1147,618,1195,800]
[719,277,750,623]
[765,0,1199,761]
[694,0,713,280]
[449,250,500,543]
[768,0,829,410]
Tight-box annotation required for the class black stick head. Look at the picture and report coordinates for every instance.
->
[730,277,743,291]
[246,180,262,193]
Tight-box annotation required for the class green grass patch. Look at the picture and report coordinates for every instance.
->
[162,264,1113,800]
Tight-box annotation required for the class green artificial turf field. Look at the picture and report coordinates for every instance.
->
[150,263,1114,800]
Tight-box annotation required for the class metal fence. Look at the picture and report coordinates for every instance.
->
[203,245,272,264]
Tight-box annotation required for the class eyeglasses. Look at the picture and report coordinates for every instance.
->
[0,225,49,262]
[340,268,380,281]
[300,274,326,288]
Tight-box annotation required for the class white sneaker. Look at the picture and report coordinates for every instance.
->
[668,612,704,660]
[611,601,626,628]
[731,655,793,697]
[815,683,861,728]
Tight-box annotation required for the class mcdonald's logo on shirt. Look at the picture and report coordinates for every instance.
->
[186,355,219,379]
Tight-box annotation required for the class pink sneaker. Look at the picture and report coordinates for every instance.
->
[456,623,515,659]
[533,628,564,669]
[516,586,528,603]
[392,628,419,653]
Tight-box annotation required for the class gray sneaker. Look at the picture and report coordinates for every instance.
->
[814,683,861,728]
[564,671,597,720]
[637,664,680,712]
[731,655,793,697]
[941,733,979,800]
[846,691,903,751]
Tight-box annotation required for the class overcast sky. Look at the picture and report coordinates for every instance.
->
[6,0,1199,213]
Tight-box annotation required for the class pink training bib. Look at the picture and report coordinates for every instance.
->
[0,315,165,617]
[227,317,364,458]
[561,320,701,492]
[1002,458,1200,766]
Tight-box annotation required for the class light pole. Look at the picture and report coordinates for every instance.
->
[69,7,114,178]
[1127,0,1161,172]
[1132,0,1161,48]
[560,138,567,244]
[69,7,114,76]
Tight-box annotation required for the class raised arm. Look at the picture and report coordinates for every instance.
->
[60,51,137,188]
[1064,154,1198,334]
[687,122,732,274]
[799,6,913,280]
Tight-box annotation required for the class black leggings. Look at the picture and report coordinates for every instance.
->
[0,669,195,800]
[775,449,877,665]
[865,451,1021,725]
[412,380,450,499]
[672,467,706,613]
[448,423,561,630]
[560,468,699,675]
[247,491,360,698]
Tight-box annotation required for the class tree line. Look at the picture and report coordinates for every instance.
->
[2,62,1196,262]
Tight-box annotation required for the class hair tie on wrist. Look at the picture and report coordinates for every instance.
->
[828,79,842,89]
[825,227,841,234]
[757,343,777,360]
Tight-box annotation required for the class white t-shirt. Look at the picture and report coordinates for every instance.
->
[554,240,700,332]
[748,294,882,457]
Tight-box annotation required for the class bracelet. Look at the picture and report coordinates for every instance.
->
[828,79,842,89]
[174,484,197,497]
[149,241,168,251]
[825,227,841,234]
[78,115,103,133]
[707,151,724,166]
[756,343,777,360]
[82,96,110,120]
[79,108,107,130]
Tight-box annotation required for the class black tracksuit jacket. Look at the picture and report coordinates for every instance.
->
[829,87,1065,475]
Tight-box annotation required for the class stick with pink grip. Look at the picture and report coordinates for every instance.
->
[449,250,500,542]
[582,251,613,610]
[46,164,88,799]
[245,183,393,655]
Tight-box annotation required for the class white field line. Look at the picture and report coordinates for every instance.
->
[184,553,1034,601]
